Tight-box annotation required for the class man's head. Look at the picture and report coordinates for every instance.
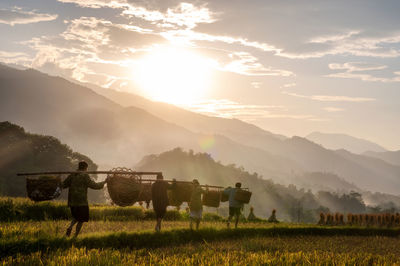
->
[235,182,241,188]
[193,179,199,185]
[157,173,163,180]
[78,161,88,171]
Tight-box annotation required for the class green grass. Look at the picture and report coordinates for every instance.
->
[3,235,400,265]
[0,197,213,222]
[1,225,400,257]
[2,197,400,264]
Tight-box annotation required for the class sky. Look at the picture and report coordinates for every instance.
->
[0,0,400,150]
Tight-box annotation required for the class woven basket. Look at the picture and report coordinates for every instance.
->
[174,182,194,202]
[202,190,221,207]
[107,174,141,207]
[168,182,194,207]
[167,190,182,207]
[221,189,229,202]
[26,176,62,202]
[234,189,252,204]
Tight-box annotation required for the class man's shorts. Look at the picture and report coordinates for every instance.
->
[70,206,89,222]
[229,207,241,217]
[190,209,203,219]
[154,207,167,219]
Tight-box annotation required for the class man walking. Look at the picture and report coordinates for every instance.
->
[224,182,244,229]
[189,179,204,230]
[63,161,107,237]
[151,173,169,232]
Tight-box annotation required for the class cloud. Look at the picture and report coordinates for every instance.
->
[0,50,31,66]
[282,91,376,102]
[326,62,400,82]
[220,52,293,77]
[323,107,345,112]
[328,62,387,72]
[282,83,296,88]
[58,1,215,29]
[23,16,167,82]
[251,82,261,89]
[179,99,325,122]
[0,7,57,26]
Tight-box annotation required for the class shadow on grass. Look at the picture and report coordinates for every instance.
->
[2,226,400,257]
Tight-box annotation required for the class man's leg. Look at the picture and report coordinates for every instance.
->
[196,218,200,230]
[74,222,84,237]
[155,218,161,232]
[190,217,194,230]
[66,218,77,237]
[235,209,240,228]
[227,215,232,228]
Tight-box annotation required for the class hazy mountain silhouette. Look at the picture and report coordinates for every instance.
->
[0,64,301,184]
[86,84,288,148]
[88,86,400,194]
[0,121,102,202]
[136,148,400,221]
[306,131,387,154]
[1,64,400,194]
[363,150,400,167]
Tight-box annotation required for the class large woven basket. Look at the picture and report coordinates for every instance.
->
[26,176,62,202]
[168,182,194,207]
[107,169,141,207]
[221,189,230,202]
[234,189,252,204]
[202,190,221,208]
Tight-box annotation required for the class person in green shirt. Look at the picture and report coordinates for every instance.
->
[62,161,108,237]
[224,182,244,229]
[189,179,205,230]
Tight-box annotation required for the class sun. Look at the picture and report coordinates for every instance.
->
[134,46,213,105]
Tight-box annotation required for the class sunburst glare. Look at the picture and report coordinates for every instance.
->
[134,46,214,105]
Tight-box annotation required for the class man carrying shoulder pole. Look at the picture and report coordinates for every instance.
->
[224,182,244,229]
[63,161,108,237]
[151,173,170,232]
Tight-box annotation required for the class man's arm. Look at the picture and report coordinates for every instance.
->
[62,174,72,189]
[86,175,106,190]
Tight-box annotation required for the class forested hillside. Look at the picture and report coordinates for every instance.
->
[136,148,400,221]
[0,121,102,202]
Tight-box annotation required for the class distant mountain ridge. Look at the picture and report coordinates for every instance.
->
[306,131,387,154]
[363,150,400,167]
[2,64,400,194]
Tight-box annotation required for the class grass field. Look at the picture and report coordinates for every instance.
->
[2,220,400,265]
[2,197,400,265]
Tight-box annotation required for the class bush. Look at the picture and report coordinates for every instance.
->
[203,212,223,221]
[0,199,15,221]
[0,197,225,222]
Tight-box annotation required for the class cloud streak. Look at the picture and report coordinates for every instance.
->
[326,62,400,82]
[282,91,376,102]
[179,99,325,122]
[0,7,57,26]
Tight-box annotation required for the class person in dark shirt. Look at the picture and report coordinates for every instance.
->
[62,161,108,237]
[189,179,205,230]
[151,173,170,232]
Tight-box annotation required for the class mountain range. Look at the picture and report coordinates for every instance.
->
[306,132,387,154]
[1,63,400,195]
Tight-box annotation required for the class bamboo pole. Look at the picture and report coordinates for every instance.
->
[17,171,162,176]
[17,171,247,190]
